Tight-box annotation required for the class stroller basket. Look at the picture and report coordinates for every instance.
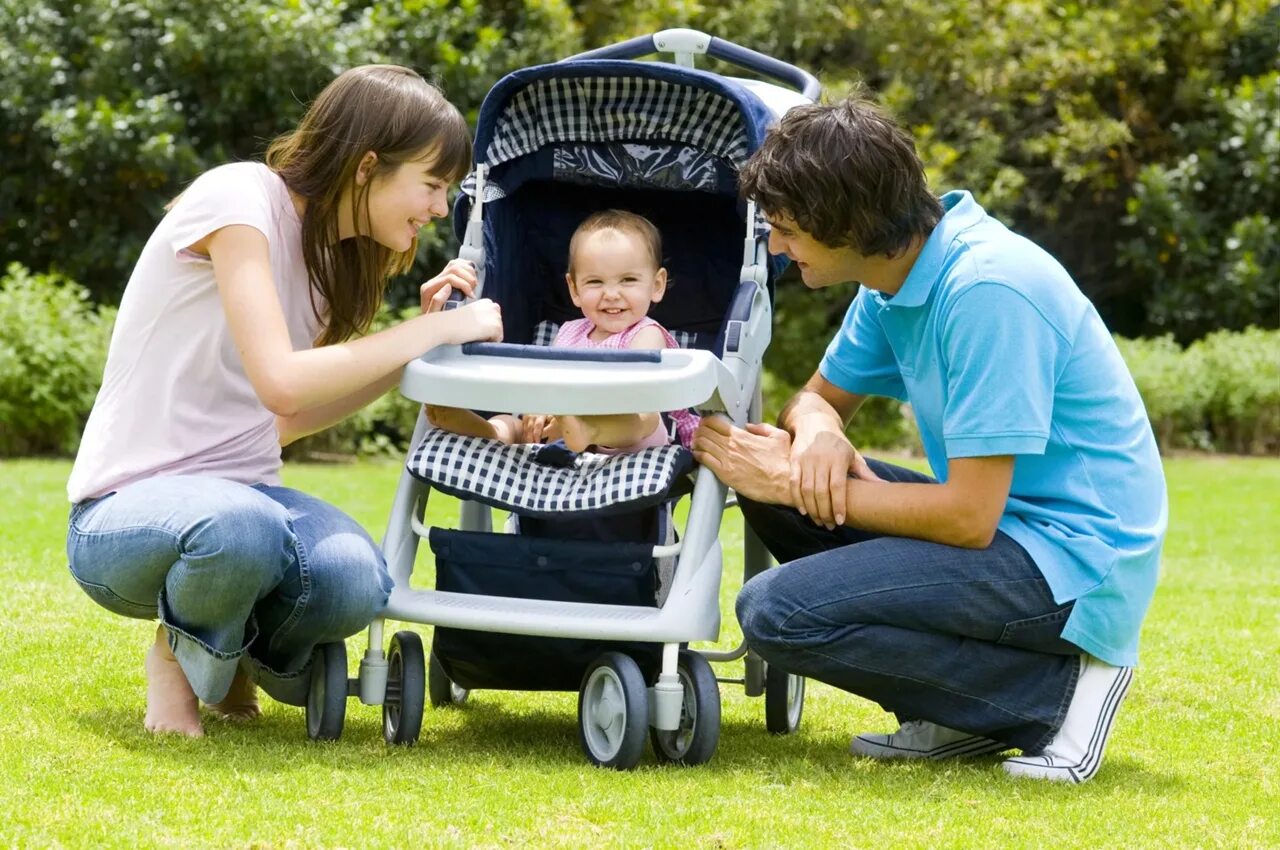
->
[430,528,663,690]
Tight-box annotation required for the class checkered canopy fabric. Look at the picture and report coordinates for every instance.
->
[407,427,695,518]
[483,75,751,171]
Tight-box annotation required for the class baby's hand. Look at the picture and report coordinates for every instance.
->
[440,298,503,345]
[520,414,553,444]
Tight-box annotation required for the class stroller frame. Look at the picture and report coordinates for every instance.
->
[304,28,819,768]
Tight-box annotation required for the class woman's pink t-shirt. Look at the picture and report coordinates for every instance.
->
[67,162,322,502]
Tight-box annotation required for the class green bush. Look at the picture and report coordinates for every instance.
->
[1113,334,1214,451]
[1120,71,1280,342]
[0,263,115,456]
[1191,327,1280,455]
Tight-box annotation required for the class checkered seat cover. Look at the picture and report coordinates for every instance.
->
[407,427,695,518]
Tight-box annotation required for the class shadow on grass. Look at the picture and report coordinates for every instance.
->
[71,694,1183,794]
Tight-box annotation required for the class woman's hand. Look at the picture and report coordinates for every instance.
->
[420,259,479,313]
[436,298,503,345]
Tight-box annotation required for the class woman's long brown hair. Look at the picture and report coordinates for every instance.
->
[266,65,471,346]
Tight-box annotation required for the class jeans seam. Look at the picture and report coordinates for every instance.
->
[265,522,311,657]
[67,567,157,617]
[243,652,308,681]
[998,607,1073,644]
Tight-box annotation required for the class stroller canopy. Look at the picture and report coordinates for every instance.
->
[454,60,789,347]
[460,60,781,205]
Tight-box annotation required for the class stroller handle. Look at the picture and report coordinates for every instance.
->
[564,28,822,102]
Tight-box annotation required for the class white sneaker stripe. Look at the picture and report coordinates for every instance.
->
[930,736,1005,759]
[1076,667,1132,781]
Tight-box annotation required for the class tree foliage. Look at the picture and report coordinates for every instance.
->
[0,0,581,306]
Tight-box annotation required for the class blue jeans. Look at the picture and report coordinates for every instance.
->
[736,458,1081,752]
[66,476,393,706]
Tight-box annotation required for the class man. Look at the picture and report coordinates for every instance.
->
[692,91,1167,783]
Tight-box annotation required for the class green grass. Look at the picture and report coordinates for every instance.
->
[1,456,1276,849]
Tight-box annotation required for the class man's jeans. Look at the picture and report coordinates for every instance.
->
[67,475,393,706]
[737,458,1081,752]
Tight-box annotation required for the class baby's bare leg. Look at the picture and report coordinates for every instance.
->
[559,413,659,452]
[144,624,204,737]
[425,406,502,440]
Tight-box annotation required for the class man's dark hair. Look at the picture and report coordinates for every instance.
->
[739,86,943,256]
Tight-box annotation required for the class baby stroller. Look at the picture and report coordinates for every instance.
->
[305,29,820,769]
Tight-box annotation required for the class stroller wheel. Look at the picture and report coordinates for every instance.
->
[383,631,425,746]
[305,641,348,741]
[428,651,470,708]
[578,652,649,770]
[650,650,721,766]
[764,662,805,735]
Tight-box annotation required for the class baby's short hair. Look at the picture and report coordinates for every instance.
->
[567,209,663,276]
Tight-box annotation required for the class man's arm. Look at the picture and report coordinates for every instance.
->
[839,454,1013,549]
[777,370,866,434]
[777,371,868,528]
[693,419,1013,550]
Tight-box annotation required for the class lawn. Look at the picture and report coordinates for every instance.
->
[1,455,1276,849]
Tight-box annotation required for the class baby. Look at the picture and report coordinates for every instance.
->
[427,209,698,453]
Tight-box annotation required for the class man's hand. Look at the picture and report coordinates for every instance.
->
[691,417,793,505]
[790,426,883,529]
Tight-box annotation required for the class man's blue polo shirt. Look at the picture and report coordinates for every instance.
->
[819,190,1167,666]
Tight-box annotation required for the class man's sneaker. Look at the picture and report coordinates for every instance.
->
[850,720,1007,760]
[1002,655,1133,784]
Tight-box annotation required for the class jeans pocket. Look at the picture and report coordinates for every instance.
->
[68,567,157,620]
[997,606,1077,655]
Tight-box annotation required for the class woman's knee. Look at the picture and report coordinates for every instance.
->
[304,537,393,637]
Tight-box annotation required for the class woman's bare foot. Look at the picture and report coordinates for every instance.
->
[144,625,204,737]
[207,667,261,722]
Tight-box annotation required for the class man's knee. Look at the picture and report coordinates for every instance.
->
[736,570,792,652]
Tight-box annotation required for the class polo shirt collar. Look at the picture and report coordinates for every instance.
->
[887,190,985,308]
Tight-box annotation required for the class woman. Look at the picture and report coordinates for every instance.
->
[65,65,502,737]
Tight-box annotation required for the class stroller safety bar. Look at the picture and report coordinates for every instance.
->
[383,580,717,643]
[401,343,743,417]
[408,506,684,559]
